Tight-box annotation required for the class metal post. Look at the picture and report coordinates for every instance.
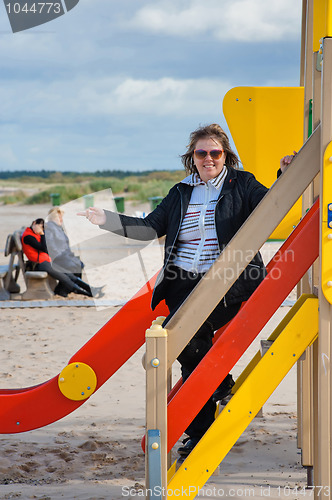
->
[145,321,168,499]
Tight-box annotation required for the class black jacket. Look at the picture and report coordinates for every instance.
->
[101,167,269,309]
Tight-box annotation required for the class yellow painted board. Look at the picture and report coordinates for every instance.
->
[167,459,177,483]
[313,0,332,52]
[322,143,332,304]
[233,294,315,392]
[167,298,318,498]
[223,87,304,240]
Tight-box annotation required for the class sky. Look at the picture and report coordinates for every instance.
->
[0,0,303,173]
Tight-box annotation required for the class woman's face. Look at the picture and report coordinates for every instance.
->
[56,212,63,225]
[193,137,226,183]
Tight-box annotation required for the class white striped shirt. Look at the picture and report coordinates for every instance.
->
[174,166,227,273]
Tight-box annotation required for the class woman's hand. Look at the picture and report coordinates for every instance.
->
[77,207,107,226]
[280,151,297,173]
[32,221,44,235]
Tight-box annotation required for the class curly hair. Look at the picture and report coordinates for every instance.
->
[181,123,239,175]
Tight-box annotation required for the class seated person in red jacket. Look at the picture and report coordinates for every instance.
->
[21,218,92,298]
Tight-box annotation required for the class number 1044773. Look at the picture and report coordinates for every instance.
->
[6,3,62,14]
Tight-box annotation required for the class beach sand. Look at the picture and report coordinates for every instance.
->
[0,201,309,500]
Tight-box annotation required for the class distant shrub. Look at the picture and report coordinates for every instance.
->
[129,180,175,202]
[89,179,125,194]
[0,190,27,205]
[25,184,90,204]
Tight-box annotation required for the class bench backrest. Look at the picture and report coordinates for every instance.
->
[4,229,26,286]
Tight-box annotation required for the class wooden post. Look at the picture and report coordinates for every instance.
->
[316,35,332,496]
[145,321,168,499]
[298,0,316,476]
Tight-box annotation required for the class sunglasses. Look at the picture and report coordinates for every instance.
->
[194,149,224,160]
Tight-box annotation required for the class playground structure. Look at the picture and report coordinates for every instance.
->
[0,1,331,499]
[143,0,332,497]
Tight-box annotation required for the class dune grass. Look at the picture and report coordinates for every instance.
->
[0,170,185,205]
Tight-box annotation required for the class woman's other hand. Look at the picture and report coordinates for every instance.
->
[77,207,107,226]
[280,151,297,173]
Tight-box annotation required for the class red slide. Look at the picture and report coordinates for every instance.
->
[0,274,168,434]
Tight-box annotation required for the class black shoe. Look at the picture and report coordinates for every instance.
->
[72,277,93,296]
[212,374,235,403]
[177,437,200,457]
[72,284,91,297]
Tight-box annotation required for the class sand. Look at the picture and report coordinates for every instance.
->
[0,200,310,500]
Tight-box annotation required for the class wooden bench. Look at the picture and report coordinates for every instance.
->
[23,270,54,300]
[2,230,55,300]
[0,233,21,300]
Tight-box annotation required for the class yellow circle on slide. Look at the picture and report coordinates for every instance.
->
[58,362,97,401]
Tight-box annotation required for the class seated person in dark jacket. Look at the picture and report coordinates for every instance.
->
[22,218,92,298]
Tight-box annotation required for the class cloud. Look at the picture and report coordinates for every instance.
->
[127,0,301,42]
[0,76,231,124]
[101,77,231,117]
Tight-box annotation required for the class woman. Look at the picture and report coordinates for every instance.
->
[45,207,84,275]
[45,208,105,297]
[22,218,92,298]
[79,123,293,456]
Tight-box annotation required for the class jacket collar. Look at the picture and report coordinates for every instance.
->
[220,166,238,195]
[181,165,227,189]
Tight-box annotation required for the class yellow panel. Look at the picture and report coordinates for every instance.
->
[168,298,318,498]
[167,459,177,483]
[58,362,97,401]
[313,0,332,52]
[322,143,332,304]
[233,294,315,392]
[223,87,304,240]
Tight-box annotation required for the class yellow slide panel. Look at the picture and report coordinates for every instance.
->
[322,143,332,304]
[223,87,304,240]
[313,0,332,52]
[233,294,315,392]
[167,298,318,498]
